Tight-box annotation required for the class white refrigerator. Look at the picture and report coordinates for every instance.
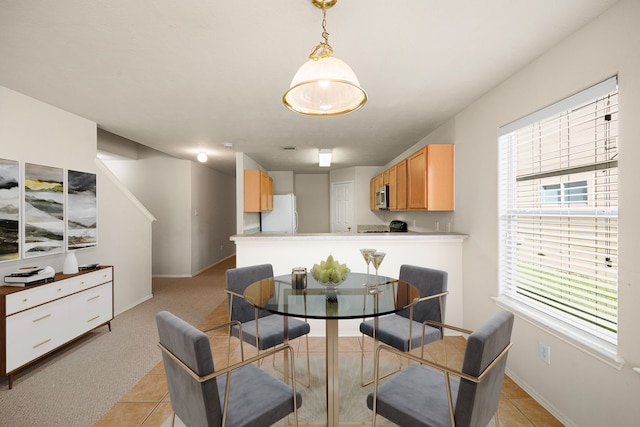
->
[261,194,298,233]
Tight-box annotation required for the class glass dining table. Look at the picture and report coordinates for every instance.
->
[243,271,420,427]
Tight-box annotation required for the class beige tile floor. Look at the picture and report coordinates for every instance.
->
[94,303,563,427]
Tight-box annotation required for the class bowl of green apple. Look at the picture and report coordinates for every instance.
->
[312,255,349,288]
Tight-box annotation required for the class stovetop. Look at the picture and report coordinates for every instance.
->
[357,224,390,233]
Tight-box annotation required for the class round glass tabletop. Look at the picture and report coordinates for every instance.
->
[243,271,420,320]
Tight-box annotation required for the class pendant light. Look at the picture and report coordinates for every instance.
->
[283,0,367,116]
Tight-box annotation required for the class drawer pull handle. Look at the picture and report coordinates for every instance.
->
[88,295,100,302]
[81,281,85,285]
[88,315,100,323]
[33,338,52,349]
[23,298,27,303]
[58,288,62,292]
[33,314,52,323]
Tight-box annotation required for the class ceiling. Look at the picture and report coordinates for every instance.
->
[0,0,618,176]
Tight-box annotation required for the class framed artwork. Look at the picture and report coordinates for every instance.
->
[0,159,20,262]
[67,170,97,250]
[24,163,64,258]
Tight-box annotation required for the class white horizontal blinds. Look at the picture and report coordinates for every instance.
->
[498,77,619,344]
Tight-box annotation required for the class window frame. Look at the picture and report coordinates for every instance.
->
[496,77,622,367]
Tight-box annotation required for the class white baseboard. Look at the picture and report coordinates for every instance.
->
[115,293,153,316]
[152,253,237,278]
[152,274,192,278]
[505,367,577,427]
[191,253,236,276]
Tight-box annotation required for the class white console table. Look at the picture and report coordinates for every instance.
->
[0,266,114,389]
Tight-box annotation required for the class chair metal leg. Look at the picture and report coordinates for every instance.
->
[360,327,401,387]
[272,335,311,388]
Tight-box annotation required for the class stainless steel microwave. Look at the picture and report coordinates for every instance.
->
[375,185,389,209]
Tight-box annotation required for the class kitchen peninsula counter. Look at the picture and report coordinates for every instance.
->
[231,232,467,335]
[231,231,467,241]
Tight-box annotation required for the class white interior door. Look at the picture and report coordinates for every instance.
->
[331,181,354,232]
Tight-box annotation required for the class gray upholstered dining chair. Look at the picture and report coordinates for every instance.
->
[359,264,449,385]
[156,310,302,427]
[225,264,311,387]
[367,310,515,427]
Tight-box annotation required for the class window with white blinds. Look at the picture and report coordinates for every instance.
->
[498,77,619,347]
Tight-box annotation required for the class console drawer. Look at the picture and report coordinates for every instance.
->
[5,268,112,315]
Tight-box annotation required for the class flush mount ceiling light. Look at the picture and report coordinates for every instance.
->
[319,148,332,167]
[197,152,208,163]
[283,0,367,116]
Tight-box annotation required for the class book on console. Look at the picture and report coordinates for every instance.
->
[4,267,55,286]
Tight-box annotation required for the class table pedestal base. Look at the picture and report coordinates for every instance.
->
[326,319,339,427]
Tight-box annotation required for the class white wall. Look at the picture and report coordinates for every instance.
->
[102,145,192,277]
[236,152,264,233]
[444,1,640,425]
[97,129,139,160]
[295,174,330,232]
[103,144,236,277]
[381,120,457,232]
[330,166,385,229]
[269,171,294,194]
[0,86,153,314]
[190,162,236,274]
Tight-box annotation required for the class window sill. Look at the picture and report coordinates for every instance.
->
[494,296,625,370]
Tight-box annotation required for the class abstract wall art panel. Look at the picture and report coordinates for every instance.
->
[67,170,97,250]
[0,159,20,262]
[24,163,64,257]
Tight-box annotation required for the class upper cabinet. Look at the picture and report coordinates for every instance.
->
[395,159,407,210]
[370,144,454,211]
[407,144,454,210]
[371,173,384,210]
[244,170,273,212]
[387,164,397,210]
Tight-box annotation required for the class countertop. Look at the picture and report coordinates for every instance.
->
[230,232,468,241]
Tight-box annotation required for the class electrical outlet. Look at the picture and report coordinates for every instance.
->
[538,342,551,364]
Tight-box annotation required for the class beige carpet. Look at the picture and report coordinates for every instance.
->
[0,257,233,427]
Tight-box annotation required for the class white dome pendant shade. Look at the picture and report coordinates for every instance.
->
[283,0,367,116]
[283,56,367,116]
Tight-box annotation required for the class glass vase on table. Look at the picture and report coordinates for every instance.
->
[368,252,386,294]
[360,248,377,286]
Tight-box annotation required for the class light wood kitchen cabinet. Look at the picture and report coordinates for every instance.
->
[395,159,407,210]
[388,164,397,210]
[375,173,383,189]
[369,145,452,211]
[407,144,454,210]
[370,173,384,210]
[260,170,273,211]
[370,176,376,210]
[244,170,273,212]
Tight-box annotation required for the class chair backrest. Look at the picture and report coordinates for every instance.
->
[454,310,515,427]
[226,264,274,323]
[156,310,222,427]
[397,264,447,324]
